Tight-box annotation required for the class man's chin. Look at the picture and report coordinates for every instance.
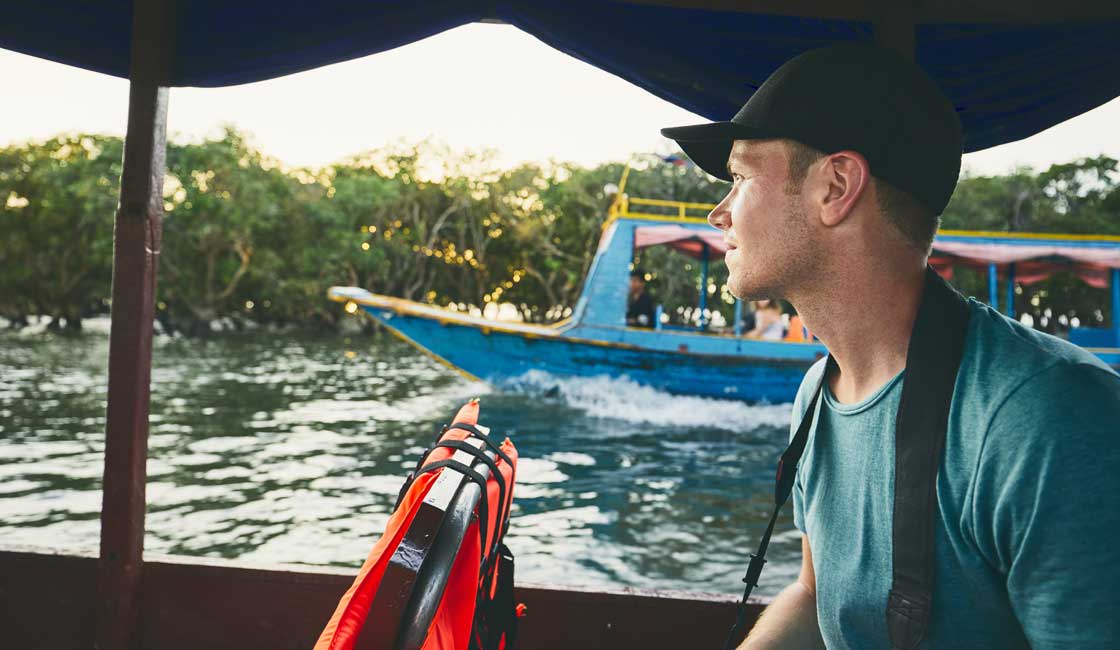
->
[729,277,778,302]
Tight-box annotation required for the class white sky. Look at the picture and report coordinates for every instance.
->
[2,23,1119,176]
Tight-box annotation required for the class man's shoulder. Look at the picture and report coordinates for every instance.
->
[956,299,1120,444]
[959,299,1117,402]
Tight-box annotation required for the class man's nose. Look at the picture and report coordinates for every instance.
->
[708,194,731,230]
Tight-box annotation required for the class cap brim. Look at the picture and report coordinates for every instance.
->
[660,121,766,182]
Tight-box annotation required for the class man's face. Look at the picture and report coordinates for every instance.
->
[629,276,644,294]
[708,139,813,300]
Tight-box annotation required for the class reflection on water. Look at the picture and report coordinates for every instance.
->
[0,325,801,596]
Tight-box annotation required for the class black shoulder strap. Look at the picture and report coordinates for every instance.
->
[887,268,971,650]
[722,268,971,650]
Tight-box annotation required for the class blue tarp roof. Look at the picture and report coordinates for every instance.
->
[3,1,1119,152]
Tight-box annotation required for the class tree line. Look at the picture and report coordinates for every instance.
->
[1,128,1117,335]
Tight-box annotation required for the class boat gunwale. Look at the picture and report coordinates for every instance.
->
[0,545,766,650]
[330,286,827,364]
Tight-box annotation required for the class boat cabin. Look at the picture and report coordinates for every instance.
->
[583,195,1120,369]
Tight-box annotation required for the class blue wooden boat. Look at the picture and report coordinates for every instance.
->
[330,196,1120,402]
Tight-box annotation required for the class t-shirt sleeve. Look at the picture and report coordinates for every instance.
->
[790,358,827,535]
[969,362,1120,649]
[792,417,807,533]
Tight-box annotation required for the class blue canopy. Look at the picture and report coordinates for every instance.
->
[2,1,1119,152]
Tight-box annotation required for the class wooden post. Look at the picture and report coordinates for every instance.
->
[873,1,916,60]
[97,0,172,648]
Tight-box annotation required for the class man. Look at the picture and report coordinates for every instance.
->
[627,269,656,327]
[662,44,1120,649]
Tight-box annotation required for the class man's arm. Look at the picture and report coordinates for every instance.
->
[740,535,825,649]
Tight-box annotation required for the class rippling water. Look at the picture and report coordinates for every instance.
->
[0,322,801,596]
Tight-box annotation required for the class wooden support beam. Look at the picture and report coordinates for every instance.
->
[97,0,172,648]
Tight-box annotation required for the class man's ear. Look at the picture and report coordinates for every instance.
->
[816,150,870,227]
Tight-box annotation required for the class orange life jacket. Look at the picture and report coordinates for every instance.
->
[315,400,519,650]
[784,315,809,342]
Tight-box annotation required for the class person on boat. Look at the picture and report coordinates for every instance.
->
[735,303,757,335]
[748,300,784,340]
[783,312,809,342]
[662,43,1120,649]
[745,299,784,340]
[626,269,656,328]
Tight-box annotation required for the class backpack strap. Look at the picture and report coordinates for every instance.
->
[887,268,971,650]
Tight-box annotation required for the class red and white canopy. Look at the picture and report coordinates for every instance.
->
[633,225,728,259]
[634,224,1120,288]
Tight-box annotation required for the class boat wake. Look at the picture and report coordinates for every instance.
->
[504,370,792,432]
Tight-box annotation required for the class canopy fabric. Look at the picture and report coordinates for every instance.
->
[931,235,1120,288]
[637,223,1120,287]
[3,2,1120,152]
[929,257,1114,289]
[634,225,727,259]
[931,239,1120,268]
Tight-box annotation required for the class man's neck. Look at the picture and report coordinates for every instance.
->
[792,260,926,404]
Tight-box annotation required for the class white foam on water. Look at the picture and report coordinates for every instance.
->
[508,370,792,431]
[261,379,489,427]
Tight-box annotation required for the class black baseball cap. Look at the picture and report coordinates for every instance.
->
[661,43,962,215]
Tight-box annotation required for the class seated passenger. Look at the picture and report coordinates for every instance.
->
[626,270,656,328]
[784,313,809,342]
[736,306,757,335]
[746,299,784,340]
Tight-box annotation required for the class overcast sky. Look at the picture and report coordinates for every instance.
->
[3,23,1118,176]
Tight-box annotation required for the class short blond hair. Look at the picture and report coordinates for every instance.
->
[784,140,938,252]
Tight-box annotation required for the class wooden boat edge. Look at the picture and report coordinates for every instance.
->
[0,546,767,650]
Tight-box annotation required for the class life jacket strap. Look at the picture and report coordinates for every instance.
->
[429,439,512,568]
[415,457,497,564]
[395,422,514,511]
[470,543,519,650]
[448,422,519,540]
[448,422,516,468]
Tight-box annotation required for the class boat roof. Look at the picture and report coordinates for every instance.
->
[933,230,1120,267]
[3,4,1119,153]
[634,224,728,259]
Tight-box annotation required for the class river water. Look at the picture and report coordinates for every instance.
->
[0,323,801,596]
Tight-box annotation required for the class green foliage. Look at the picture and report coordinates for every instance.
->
[941,157,1120,327]
[0,134,121,329]
[2,130,1117,335]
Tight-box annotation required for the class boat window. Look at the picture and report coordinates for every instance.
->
[632,245,735,332]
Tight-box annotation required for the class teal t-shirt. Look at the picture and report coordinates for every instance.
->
[790,299,1120,649]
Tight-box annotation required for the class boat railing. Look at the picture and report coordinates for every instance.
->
[610,194,715,223]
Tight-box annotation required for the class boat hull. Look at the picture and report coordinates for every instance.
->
[363,303,818,403]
